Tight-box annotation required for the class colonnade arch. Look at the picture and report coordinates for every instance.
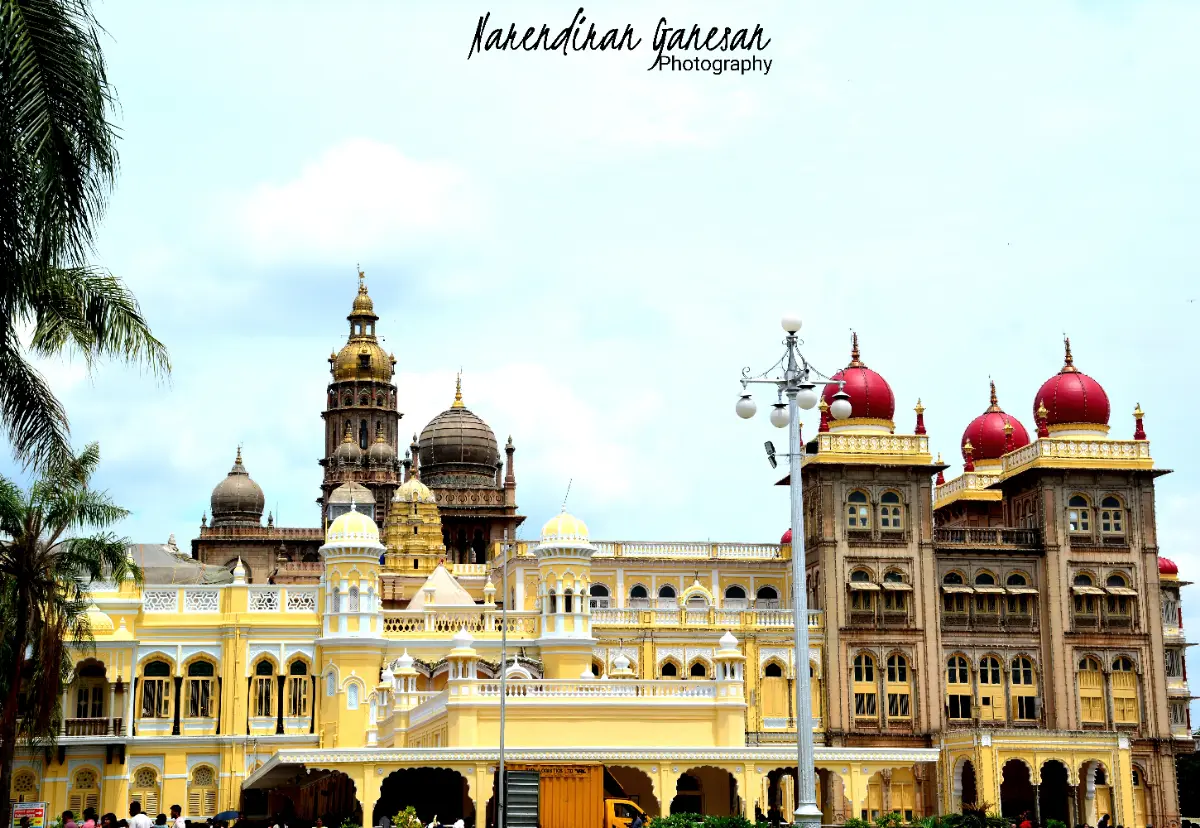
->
[373,768,472,826]
[606,766,660,817]
[669,766,739,817]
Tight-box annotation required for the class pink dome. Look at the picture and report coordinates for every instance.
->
[821,333,896,421]
[781,529,792,544]
[1159,557,1178,576]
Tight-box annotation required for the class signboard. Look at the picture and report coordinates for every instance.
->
[12,802,47,828]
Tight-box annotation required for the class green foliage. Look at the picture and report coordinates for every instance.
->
[915,816,946,828]
[942,803,1008,828]
[390,809,422,828]
[1046,820,1067,828]
[649,817,751,828]
[876,813,905,828]
[701,817,752,828]
[338,820,359,828]
[844,819,873,828]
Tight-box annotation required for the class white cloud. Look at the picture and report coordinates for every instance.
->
[230,139,480,264]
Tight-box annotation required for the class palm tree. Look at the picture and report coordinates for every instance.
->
[1,0,170,472]
[0,442,141,827]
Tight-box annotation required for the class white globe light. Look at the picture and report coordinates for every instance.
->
[735,394,757,419]
[830,390,853,421]
[795,382,819,410]
[769,403,789,428]
[781,314,802,334]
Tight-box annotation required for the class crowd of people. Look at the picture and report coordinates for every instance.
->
[44,802,217,828]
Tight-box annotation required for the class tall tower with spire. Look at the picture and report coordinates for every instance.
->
[319,270,403,526]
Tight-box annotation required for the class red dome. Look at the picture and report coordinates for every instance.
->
[962,382,1030,461]
[781,529,792,544]
[1158,557,1178,576]
[822,333,896,421]
[1033,338,1110,427]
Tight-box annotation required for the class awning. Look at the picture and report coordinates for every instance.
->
[1006,586,1040,595]
[1072,585,1105,595]
[1106,587,1138,597]
[881,582,913,591]
[972,585,1006,594]
[848,582,881,591]
[941,585,974,594]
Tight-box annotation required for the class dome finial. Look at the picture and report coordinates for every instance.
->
[986,379,1001,413]
[1036,398,1050,438]
[343,422,354,442]
[236,444,243,465]
[913,399,926,435]
[1133,402,1147,440]
[452,371,465,408]
[1061,335,1077,373]
[848,331,863,367]
[357,264,366,293]
[963,439,975,472]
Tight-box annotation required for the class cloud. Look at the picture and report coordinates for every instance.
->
[229,139,481,264]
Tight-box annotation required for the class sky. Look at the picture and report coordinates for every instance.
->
[5,1,1200,691]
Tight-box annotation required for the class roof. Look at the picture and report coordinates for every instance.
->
[406,564,476,610]
[128,543,234,585]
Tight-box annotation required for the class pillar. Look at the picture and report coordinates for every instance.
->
[1117,740,1136,827]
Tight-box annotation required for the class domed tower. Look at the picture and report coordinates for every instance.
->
[533,510,597,679]
[1031,337,1111,438]
[821,332,897,433]
[416,375,524,564]
[210,447,265,527]
[320,270,403,527]
[961,380,1030,468]
[382,473,447,576]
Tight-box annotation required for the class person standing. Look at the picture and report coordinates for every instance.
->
[170,806,185,828]
[128,802,154,828]
[63,812,78,828]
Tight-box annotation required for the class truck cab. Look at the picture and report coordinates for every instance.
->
[606,799,647,828]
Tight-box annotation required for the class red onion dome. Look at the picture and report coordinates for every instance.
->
[821,332,896,421]
[1033,338,1110,427]
[961,381,1030,462]
[1158,556,1178,576]
[781,529,792,544]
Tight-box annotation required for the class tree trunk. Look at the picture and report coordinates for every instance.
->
[0,590,31,828]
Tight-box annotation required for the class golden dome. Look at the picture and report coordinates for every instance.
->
[393,475,436,505]
[351,276,374,315]
[332,340,394,383]
[84,604,114,635]
[540,510,590,544]
[326,505,381,546]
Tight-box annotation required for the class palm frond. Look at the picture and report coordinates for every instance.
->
[0,329,73,471]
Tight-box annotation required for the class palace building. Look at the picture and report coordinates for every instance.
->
[10,277,1192,828]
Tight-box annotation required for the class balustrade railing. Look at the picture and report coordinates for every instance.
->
[477,680,717,699]
[493,540,783,562]
[933,527,1040,549]
[382,610,540,636]
[63,717,123,736]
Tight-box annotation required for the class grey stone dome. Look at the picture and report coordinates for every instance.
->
[210,449,264,527]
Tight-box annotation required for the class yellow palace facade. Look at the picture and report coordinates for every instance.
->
[9,280,1192,828]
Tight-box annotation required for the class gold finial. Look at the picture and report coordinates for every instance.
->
[936,452,943,464]
[1061,335,1077,373]
[375,422,387,443]
[963,439,974,454]
[1003,421,1014,434]
[818,397,829,411]
[342,422,354,442]
[1036,399,1049,419]
[1134,402,1144,418]
[451,372,465,408]
[848,331,863,367]
[235,445,243,465]
[914,398,925,415]
[357,265,366,293]
[989,379,998,408]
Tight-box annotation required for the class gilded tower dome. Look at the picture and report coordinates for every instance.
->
[329,271,396,383]
[367,423,397,464]
[210,448,265,527]
[417,376,500,486]
[334,422,364,465]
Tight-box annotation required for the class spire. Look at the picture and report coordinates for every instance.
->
[963,439,975,472]
[1036,399,1050,438]
[1003,421,1015,453]
[343,422,354,442]
[504,435,516,487]
[848,331,864,368]
[375,422,387,443]
[914,399,926,435]
[451,372,465,409]
[358,264,365,292]
[1133,403,1147,441]
[818,398,830,433]
[987,379,1001,413]
[1061,336,1077,373]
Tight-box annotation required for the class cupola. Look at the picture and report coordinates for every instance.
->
[1032,338,1110,437]
[209,447,265,527]
[821,332,896,432]
[961,381,1030,466]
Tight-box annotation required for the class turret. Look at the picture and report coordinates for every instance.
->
[533,510,597,678]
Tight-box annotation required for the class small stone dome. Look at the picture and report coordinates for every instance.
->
[329,481,372,506]
[821,333,896,422]
[334,424,363,465]
[393,475,437,504]
[1033,338,1110,432]
[210,448,265,527]
[325,505,381,546]
[367,426,396,464]
[417,376,500,486]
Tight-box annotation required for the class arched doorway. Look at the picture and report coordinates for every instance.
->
[607,767,660,817]
[953,758,978,810]
[374,768,472,826]
[1001,760,1035,820]
[671,767,739,817]
[1080,761,1114,827]
[257,769,359,828]
[1039,760,1070,825]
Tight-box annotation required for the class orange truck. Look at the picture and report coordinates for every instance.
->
[501,762,648,828]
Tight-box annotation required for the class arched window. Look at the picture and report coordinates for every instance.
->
[326,670,337,697]
[689,661,709,679]
[725,585,746,599]
[1078,657,1105,724]
[185,660,216,718]
[563,588,574,614]
[376,396,384,407]
[1007,573,1033,617]
[589,583,610,610]
[942,572,967,615]
[1112,656,1138,725]
[943,572,964,584]
[629,584,649,609]
[847,490,870,530]
[1106,573,1134,619]
[331,586,341,614]
[1101,495,1124,535]
[978,657,1004,721]
[140,660,172,719]
[852,654,878,719]
[657,585,677,608]
[974,573,999,617]
[850,569,871,581]
[724,585,748,609]
[68,768,100,815]
[850,570,876,615]
[1011,657,1036,721]
[661,661,679,678]
[1007,573,1027,586]
[974,572,996,585]
[880,491,904,531]
[287,660,310,717]
[131,766,160,815]
[1068,494,1091,533]
[359,394,369,407]
[253,659,275,718]
[658,585,676,598]
[756,585,780,609]
[885,654,911,720]
[882,571,908,614]
[187,766,218,817]
[764,662,784,678]
[11,769,39,804]
[348,585,360,612]
[947,657,971,720]
[346,682,360,710]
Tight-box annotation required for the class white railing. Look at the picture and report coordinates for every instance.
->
[477,680,717,700]
[495,540,785,561]
[248,588,280,612]
[588,608,825,630]
[382,610,540,636]
[143,589,179,612]
[286,588,318,612]
[593,608,638,625]
[935,470,1001,504]
[451,563,488,577]
[407,690,449,726]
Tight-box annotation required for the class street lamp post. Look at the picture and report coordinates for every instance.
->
[736,315,851,828]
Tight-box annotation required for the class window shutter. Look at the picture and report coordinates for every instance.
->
[204,789,217,815]
[188,791,201,815]
[86,793,100,812]
[69,794,84,814]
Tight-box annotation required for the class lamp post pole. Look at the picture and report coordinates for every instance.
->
[498,530,509,828]
[736,317,851,828]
